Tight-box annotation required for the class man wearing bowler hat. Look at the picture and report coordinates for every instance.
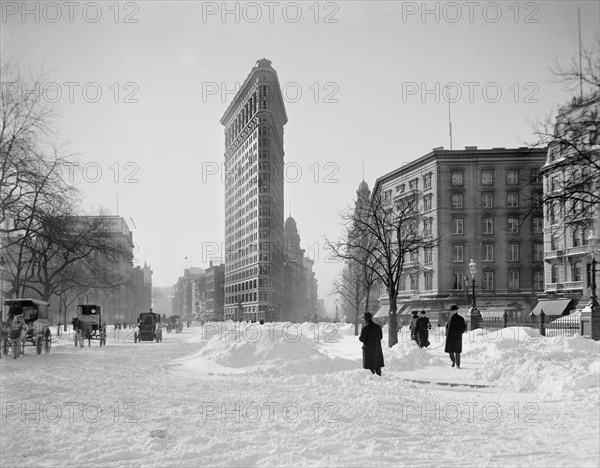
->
[444,304,466,368]
[359,311,384,376]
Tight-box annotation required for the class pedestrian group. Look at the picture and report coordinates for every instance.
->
[359,304,466,375]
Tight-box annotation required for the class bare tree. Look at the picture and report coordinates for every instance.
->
[327,191,436,347]
[13,212,131,301]
[330,264,368,336]
[525,42,600,232]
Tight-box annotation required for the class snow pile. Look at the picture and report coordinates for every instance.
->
[468,328,600,398]
[175,321,356,376]
[384,336,445,371]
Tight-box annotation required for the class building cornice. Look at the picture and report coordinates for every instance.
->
[373,147,547,194]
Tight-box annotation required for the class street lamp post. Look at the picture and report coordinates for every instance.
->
[469,258,477,309]
[581,230,600,340]
[466,258,482,331]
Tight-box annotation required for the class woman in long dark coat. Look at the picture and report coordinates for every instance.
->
[444,305,466,368]
[409,311,419,342]
[359,312,384,376]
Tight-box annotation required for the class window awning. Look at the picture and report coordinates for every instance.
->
[373,305,389,318]
[530,299,574,316]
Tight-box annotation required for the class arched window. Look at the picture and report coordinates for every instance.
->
[572,229,581,247]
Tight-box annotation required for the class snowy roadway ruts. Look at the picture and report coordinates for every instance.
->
[1,322,599,468]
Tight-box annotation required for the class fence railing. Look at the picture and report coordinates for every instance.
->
[475,312,580,337]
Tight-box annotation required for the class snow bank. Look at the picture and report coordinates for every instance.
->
[466,327,600,398]
[175,321,357,376]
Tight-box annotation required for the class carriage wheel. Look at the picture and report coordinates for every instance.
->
[134,332,138,343]
[74,332,78,347]
[36,336,43,354]
[44,331,51,354]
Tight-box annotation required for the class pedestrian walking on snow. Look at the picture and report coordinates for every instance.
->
[409,311,419,342]
[415,311,431,348]
[359,312,384,376]
[444,304,466,368]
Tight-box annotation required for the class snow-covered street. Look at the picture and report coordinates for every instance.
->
[1,322,599,467]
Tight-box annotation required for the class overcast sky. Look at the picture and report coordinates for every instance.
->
[3,1,599,313]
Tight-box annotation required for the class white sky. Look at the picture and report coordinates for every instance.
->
[2,1,599,313]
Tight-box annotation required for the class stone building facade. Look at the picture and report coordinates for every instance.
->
[373,147,548,323]
[221,59,287,322]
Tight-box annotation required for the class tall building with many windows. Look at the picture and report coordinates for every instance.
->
[221,59,287,322]
[373,146,547,323]
[539,93,600,310]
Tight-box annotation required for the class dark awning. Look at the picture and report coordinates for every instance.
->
[530,299,573,316]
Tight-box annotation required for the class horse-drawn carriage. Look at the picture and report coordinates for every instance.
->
[1,298,52,358]
[165,315,183,334]
[134,310,162,343]
[72,304,106,347]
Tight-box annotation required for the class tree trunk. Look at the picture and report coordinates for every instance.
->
[354,299,360,336]
[388,292,398,348]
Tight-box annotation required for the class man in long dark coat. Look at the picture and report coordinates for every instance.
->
[444,304,466,368]
[415,311,431,348]
[359,312,384,376]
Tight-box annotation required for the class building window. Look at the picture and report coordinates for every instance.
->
[452,245,464,262]
[424,272,433,290]
[533,217,543,234]
[384,190,392,203]
[481,170,493,185]
[532,192,543,207]
[530,169,541,184]
[507,217,519,234]
[482,217,493,234]
[572,229,581,247]
[508,244,519,261]
[534,271,544,290]
[424,195,432,211]
[482,244,494,262]
[396,184,405,193]
[409,179,418,190]
[482,193,493,208]
[410,275,419,291]
[482,271,494,290]
[423,218,432,236]
[452,218,464,235]
[550,233,559,251]
[551,264,560,283]
[573,262,583,282]
[507,193,519,208]
[508,270,520,290]
[550,202,559,224]
[583,228,590,246]
[533,243,544,261]
[451,171,463,185]
[424,173,432,189]
[507,170,518,185]
[424,247,433,264]
[453,272,465,290]
[451,194,463,209]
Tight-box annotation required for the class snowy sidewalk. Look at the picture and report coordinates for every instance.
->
[392,335,491,388]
